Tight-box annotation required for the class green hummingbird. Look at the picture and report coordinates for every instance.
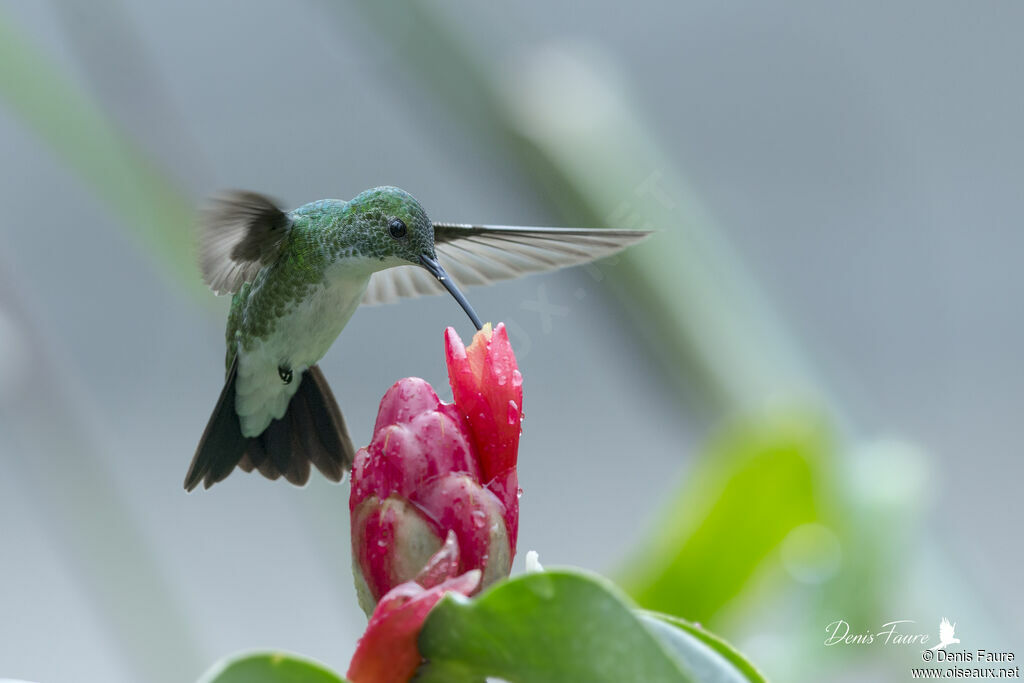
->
[185,186,649,491]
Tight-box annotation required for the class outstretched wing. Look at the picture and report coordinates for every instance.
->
[939,618,955,642]
[362,224,651,305]
[199,191,292,295]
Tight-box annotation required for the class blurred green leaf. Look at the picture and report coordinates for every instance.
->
[197,652,346,683]
[619,413,832,624]
[0,10,201,294]
[416,569,763,682]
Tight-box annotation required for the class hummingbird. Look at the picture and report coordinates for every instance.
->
[185,186,649,491]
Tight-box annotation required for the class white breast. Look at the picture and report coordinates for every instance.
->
[234,266,372,437]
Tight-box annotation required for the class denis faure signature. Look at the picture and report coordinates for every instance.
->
[825,620,932,647]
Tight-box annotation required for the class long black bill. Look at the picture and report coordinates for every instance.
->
[419,254,483,331]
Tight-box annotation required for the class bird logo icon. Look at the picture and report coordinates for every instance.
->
[927,618,961,651]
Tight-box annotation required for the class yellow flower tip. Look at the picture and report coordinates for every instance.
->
[471,322,494,346]
[467,322,493,381]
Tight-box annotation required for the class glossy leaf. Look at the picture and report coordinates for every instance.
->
[416,569,762,682]
[642,613,767,683]
[198,652,347,683]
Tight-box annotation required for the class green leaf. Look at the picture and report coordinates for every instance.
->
[642,613,767,683]
[618,412,833,624]
[197,652,347,683]
[416,569,762,683]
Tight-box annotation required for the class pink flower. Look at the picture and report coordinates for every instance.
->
[347,532,480,683]
[445,323,522,550]
[349,323,522,615]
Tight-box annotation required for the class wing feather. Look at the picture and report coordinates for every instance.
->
[361,224,650,305]
[362,266,443,305]
[199,191,292,295]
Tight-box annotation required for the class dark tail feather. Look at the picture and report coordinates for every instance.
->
[184,359,247,491]
[185,362,355,491]
[296,365,354,481]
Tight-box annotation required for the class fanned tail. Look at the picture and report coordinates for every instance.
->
[185,362,355,491]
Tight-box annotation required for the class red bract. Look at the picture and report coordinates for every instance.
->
[349,323,522,616]
[445,323,523,549]
[445,323,523,482]
[347,532,480,683]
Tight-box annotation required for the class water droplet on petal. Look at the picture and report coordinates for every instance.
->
[507,400,519,425]
[471,509,487,529]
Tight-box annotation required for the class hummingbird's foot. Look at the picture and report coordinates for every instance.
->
[278,365,293,384]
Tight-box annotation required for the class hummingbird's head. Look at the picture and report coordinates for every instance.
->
[346,186,436,266]
[348,186,483,330]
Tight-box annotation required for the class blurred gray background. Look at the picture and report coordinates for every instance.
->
[1,1,1021,681]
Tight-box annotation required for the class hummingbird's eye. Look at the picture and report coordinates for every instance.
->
[388,218,407,239]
